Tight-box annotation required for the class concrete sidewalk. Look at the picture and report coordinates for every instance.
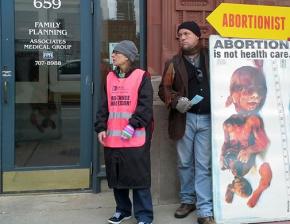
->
[0,191,197,224]
[1,192,290,224]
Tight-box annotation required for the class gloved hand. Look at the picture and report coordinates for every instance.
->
[121,124,135,140]
[176,97,193,113]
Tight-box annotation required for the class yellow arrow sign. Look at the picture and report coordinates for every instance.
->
[206,3,290,40]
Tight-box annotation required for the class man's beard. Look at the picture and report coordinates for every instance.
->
[182,41,201,56]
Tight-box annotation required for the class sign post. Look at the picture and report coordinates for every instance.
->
[210,34,290,224]
[206,3,290,40]
[207,3,290,224]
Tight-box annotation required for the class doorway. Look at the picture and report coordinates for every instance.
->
[0,0,93,192]
[0,0,146,193]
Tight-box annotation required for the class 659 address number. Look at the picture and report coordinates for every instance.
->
[33,0,61,9]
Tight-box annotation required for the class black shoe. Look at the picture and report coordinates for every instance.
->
[174,203,196,218]
[108,212,132,224]
[197,216,216,224]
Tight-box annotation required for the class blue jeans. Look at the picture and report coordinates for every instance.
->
[176,113,213,218]
[113,188,153,223]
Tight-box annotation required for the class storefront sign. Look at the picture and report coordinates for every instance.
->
[206,3,290,40]
[210,35,290,223]
[19,0,76,66]
[24,20,71,66]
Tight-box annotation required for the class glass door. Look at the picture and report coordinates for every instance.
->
[1,0,93,192]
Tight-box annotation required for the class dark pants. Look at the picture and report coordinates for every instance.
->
[113,188,153,223]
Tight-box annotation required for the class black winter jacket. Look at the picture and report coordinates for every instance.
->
[95,68,153,188]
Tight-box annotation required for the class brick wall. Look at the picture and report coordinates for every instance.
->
[147,0,290,205]
[147,0,290,76]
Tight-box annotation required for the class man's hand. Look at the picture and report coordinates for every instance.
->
[98,131,107,145]
[176,97,193,113]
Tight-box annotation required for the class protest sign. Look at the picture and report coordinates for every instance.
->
[210,35,290,223]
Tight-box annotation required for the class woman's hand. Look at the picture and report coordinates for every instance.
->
[98,131,107,145]
[121,124,135,140]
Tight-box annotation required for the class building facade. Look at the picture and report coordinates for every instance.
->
[0,0,289,204]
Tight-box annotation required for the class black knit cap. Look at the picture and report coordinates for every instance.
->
[177,21,201,38]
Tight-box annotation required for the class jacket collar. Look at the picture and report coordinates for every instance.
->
[173,48,209,88]
[172,51,189,94]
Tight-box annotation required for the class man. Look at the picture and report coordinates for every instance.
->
[158,21,215,224]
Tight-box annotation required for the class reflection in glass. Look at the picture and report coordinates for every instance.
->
[15,0,81,167]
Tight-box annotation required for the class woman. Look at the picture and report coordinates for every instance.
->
[95,40,154,224]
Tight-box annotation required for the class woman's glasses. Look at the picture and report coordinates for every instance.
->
[112,50,121,54]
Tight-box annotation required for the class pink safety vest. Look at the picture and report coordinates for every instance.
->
[104,69,146,148]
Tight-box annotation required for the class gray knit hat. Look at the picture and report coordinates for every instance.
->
[113,40,138,62]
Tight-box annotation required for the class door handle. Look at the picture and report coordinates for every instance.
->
[3,80,8,104]
[2,70,12,104]
[2,70,12,77]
